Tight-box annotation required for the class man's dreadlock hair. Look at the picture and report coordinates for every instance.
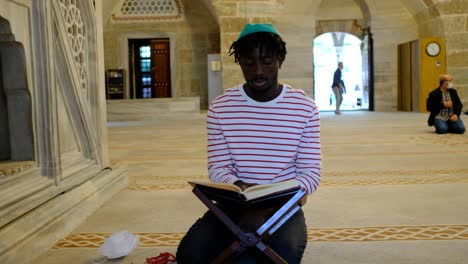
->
[229,32,287,64]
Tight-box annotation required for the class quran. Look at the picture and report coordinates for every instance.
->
[188,180,301,204]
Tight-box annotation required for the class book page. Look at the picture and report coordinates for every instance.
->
[189,179,300,202]
[188,181,242,193]
[244,180,297,192]
[243,180,299,201]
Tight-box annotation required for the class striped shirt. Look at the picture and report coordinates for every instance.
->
[207,84,322,195]
[435,90,453,121]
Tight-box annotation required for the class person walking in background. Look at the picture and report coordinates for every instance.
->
[426,74,465,134]
[331,62,344,114]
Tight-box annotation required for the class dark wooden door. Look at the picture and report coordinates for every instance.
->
[151,39,171,98]
[362,30,374,111]
[398,42,413,111]
[128,38,171,99]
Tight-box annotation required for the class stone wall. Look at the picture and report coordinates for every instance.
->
[212,0,419,111]
[415,0,468,106]
[440,0,468,105]
[213,0,318,96]
[369,1,419,111]
[103,0,219,108]
[101,0,467,111]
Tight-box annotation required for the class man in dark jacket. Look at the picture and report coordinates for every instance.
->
[426,74,465,134]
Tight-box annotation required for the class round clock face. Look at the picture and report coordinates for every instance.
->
[426,42,440,57]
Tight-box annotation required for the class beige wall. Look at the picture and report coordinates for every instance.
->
[213,0,319,96]
[415,0,468,106]
[369,1,419,111]
[102,0,468,111]
[103,0,219,108]
[213,0,419,111]
[439,1,468,105]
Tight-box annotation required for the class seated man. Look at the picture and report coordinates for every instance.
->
[176,23,322,263]
[427,74,465,134]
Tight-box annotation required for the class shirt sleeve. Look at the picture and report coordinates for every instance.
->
[295,105,322,195]
[207,105,239,184]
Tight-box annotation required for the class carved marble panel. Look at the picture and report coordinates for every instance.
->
[111,0,185,22]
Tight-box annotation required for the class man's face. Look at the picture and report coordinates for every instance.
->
[441,76,453,89]
[238,47,281,92]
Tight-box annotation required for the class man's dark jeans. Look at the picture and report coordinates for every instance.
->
[176,206,308,264]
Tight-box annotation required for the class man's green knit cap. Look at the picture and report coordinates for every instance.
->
[236,23,281,41]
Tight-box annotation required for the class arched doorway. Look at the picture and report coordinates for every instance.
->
[313,32,369,111]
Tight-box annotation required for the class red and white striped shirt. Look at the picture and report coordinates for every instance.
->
[207,84,321,195]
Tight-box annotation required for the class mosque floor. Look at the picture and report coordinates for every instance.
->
[35,111,468,264]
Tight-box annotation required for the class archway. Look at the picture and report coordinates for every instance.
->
[313,32,368,111]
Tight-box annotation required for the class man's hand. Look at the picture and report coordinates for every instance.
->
[450,114,459,122]
[234,180,258,191]
[444,100,453,108]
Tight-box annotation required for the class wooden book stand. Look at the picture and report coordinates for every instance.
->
[192,184,307,264]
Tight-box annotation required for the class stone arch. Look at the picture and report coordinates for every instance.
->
[418,0,442,21]
[314,0,371,39]
[312,0,372,110]
[352,0,371,28]
[315,20,365,40]
[0,16,34,161]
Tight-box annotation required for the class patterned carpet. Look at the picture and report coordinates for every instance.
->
[36,111,468,264]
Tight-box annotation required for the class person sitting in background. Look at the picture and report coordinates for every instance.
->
[426,74,465,134]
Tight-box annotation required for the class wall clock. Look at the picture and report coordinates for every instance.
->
[425,41,440,57]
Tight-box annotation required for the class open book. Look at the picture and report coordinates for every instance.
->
[188,180,301,204]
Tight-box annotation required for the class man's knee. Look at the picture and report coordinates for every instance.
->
[267,211,307,263]
[176,211,234,263]
[439,120,466,134]
[453,121,465,134]
[176,233,219,264]
[176,248,208,264]
[269,241,307,264]
[454,126,465,134]
[434,123,449,134]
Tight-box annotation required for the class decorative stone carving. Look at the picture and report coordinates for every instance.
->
[111,0,184,22]
[0,2,126,263]
[58,0,88,91]
[0,16,34,161]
